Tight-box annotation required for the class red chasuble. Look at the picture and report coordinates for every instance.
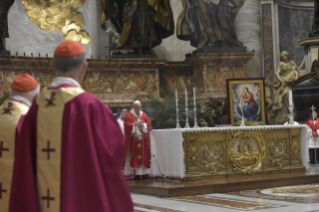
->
[307,119,319,139]
[124,110,152,169]
[0,100,28,212]
[9,85,133,212]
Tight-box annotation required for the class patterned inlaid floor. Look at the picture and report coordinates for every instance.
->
[134,203,186,212]
[227,184,319,204]
[172,195,284,210]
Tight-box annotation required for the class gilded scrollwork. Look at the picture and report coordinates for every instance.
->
[202,140,223,173]
[290,134,302,165]
[183,127,303,180]
[228,131,264,174]
[187,138,201,169]
[268,139,288,169]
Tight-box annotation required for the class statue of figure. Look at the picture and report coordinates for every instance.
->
[311,0,319,36]
[176,0,245,48]
[0,0,15,51]
[267,51,300,123]
[233,142,246,166]
[100,0,174,54]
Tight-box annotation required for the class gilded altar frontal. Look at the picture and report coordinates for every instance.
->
[183,127,304,180]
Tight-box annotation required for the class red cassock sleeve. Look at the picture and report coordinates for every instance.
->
[9,94,134,212]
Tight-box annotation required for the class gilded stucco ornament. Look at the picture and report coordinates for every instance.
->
[21,0,91,45]
[228,132,264,174]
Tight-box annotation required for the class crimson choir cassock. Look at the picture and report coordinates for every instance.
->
[0,98,29,212]
[9,77,133,212]
[124,109,152,175]
[307,118,319,164]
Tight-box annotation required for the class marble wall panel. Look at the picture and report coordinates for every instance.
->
[159,62,193,96]
[261,4,275,80]
[278,6,313,67]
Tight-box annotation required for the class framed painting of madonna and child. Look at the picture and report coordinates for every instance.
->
[226,78,266,125]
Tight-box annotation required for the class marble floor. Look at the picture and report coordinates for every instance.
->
[132,183,319,212]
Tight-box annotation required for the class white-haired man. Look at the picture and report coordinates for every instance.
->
[124,100,152,180]
[9,41,133,212]
[283,114,299,126]
[0,74,39,211]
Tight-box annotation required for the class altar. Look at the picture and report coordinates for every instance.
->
[150,125,308,181]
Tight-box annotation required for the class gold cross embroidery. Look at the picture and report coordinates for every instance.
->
[137,143,142,148]
[138,155,142,160]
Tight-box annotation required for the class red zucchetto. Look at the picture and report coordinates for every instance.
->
[11,74,39,92]
[54,41,86,57]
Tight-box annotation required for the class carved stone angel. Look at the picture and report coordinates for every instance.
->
[266,51,300,123]
[176,0,245,48]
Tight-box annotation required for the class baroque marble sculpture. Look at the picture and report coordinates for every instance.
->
[266,51,300,124]
[0,0,15,51]
[100,0,174,54]
[176,0,245,48]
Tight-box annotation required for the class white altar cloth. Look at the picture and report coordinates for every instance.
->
[150,125,309,179]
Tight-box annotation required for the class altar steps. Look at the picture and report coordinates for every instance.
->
[128,168,319,197]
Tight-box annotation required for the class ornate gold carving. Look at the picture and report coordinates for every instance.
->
[21,0,91,45]
[290,133,302,165]
[187,138,201,169]
[229,131,264,174]
[202,140,223,173]
[268,139,288,169]
[183,128,304,180]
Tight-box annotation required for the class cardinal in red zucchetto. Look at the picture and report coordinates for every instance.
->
[0,74,39,212]
[9,41,133,212]
[307,110,319,164]
[124,100,152,180]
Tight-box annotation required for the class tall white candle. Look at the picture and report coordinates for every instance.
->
[193,87,196,106]
[185,89,188,107]
[175,89,178,108]
[289,90,292,106]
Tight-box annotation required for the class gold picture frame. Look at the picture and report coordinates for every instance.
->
[226,78,266,125]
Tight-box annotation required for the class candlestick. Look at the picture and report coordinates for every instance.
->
[289,105,294,125]
[289,90,292,106]
[193,87,199,128]
[175,89,178,108]
[193,87,196,106]
[185,89,188,107]
[175,89,181,128]
[184,89,190,128]
[185,107,190,128]
[240,101,245,127]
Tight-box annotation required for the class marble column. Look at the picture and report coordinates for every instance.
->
[6,0,99,58]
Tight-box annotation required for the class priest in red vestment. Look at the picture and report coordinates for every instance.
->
[0,74,39,212]
[124,100,152,180]
[9,41,133,212]
[307,110,319,164]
